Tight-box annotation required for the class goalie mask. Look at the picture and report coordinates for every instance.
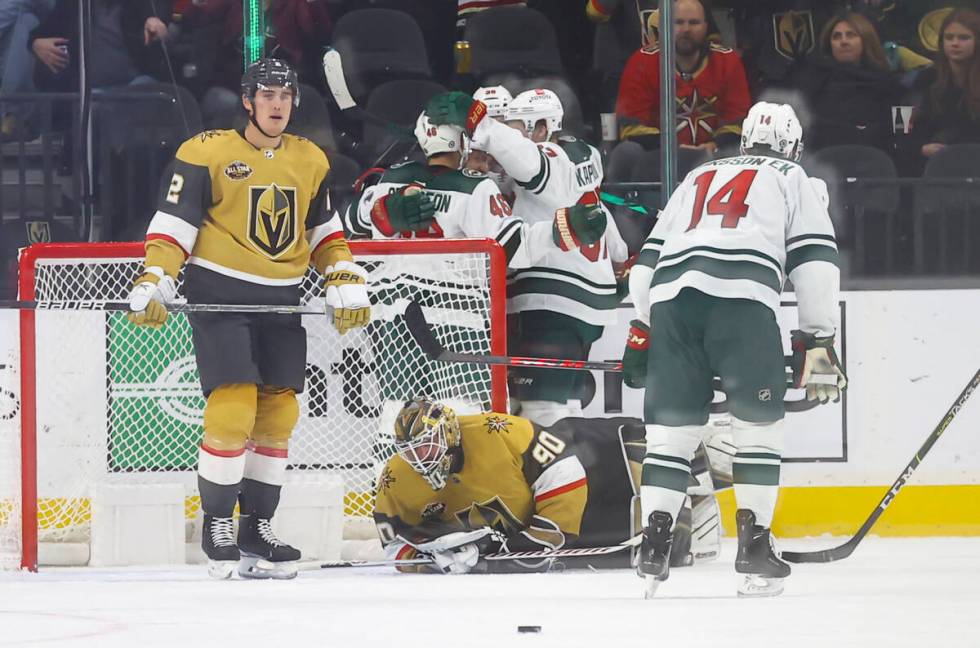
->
[505,89,563,140]
[415,111,469,167]
[740,101,803,162]
[393,399,461,490]
[473,85,513,120]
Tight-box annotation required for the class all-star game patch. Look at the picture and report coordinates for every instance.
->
[224,160,253,181]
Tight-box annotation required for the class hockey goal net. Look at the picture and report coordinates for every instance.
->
[0,239,506,570]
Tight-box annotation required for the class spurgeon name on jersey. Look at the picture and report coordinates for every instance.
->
[143,129,350,291]
[637,154,839,317]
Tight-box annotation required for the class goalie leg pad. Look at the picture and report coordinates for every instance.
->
[731,417,784,528]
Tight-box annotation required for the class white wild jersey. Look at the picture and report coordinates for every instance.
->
[472,118,628,325]
[350,162,556,269]
[636,155,839,319]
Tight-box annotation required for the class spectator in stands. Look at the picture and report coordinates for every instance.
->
[587,0,658,113]
[178,0,332,128]
[797,10,903,153]
[28,0,171,92]
[0,0,53,140]
[616,0,750,154]
[722,1,834,94]
[913,8,980,160]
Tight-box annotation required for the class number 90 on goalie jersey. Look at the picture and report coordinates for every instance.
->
[373,414,644,569]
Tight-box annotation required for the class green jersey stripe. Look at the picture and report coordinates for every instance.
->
[510,265,618,291]
[786,244,840,274]
[658,245,781,270]
[508,277,623,310]
[787,233,836,246]
[652,255,782,293]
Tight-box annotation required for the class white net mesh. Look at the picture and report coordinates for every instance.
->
[0,240,505,568]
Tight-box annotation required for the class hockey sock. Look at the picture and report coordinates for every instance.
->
[640,424,704,528]
[240,445,288,518]
[197,445,246,517]
[731,417,784,528]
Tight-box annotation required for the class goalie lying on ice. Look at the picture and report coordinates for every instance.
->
[372,399,727,573]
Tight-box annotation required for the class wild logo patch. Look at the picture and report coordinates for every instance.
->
[224,160,253,181]
[484,414,511,435]
[772,10,814,61]
[247,183,297,258]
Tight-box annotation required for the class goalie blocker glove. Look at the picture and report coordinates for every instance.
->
[126,266,177,329]
[790,329,847,403]
[370,184,436,236]
[622,319,650,389]
[323,261,371,335]
[552,204,607,251]
[413,528,503,575]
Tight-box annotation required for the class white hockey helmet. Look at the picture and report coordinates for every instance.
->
[505,89,563,140]
[473,85,513,120]
[740,101,804,161]
[414,111,469,163]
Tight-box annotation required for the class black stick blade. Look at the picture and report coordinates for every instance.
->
[403,301,444,360]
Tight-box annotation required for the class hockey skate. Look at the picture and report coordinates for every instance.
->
[237,514,301,580]
[637,511,673,598]
[734,509,791,597]
[202,515,240,580]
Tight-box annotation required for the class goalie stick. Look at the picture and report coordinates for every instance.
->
[782,367,980,564]
[0,300,323,315]
[287,542,633,572]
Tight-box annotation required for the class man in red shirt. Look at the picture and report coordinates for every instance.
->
[616,0,750,154]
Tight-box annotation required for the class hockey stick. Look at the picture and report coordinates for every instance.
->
[404,301,623,372]
[291,543,633,572]
[0,300,323,315]
[403,300,834,410]
[782,367,980,564]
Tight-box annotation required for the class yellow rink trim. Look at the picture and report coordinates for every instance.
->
[14,492,376,530]
[717,484,980,537]
[12,485,980,537]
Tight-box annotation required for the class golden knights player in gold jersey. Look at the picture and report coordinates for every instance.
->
[125,59,371,580]
[373,399,722,574]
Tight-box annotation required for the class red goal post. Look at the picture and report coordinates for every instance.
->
[4,238,507,571]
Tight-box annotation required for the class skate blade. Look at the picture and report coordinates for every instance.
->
[239,556,298,580]
[643,575,662,599]
[207,560,237,580]
[737,574,785,598]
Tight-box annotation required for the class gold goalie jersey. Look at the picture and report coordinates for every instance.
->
[143,129,350,289]
[373,413,590,559]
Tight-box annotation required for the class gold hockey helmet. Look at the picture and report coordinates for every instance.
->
[393,399,460,490]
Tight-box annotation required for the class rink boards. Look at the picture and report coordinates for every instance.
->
[1,289,978,538]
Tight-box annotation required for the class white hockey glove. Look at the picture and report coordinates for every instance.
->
[790,330,848,403]
[126,266,177,329]
[323,260,371,335]
[413,528,502,575]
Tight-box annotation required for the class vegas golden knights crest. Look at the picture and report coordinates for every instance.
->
[248,183,297,258]
[26,221,51,244]
[454,496,522,536]
[772,10,814,61]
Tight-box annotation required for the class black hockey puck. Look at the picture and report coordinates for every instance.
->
[517,626,542,633]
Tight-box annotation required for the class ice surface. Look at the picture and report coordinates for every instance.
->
[1,537,978,647]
